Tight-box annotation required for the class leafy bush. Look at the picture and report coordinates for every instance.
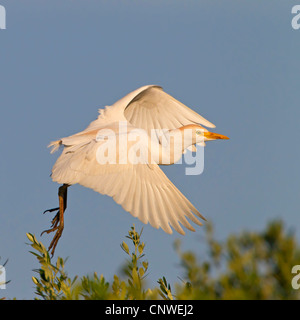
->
[25,220,300,300]
[27,225,168,300]
[174,220,300,299]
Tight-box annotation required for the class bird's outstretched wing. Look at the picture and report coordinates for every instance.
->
[123,86,215,138]
[49,85,210,234]
[68,85,214,145]
[51,136,205,235]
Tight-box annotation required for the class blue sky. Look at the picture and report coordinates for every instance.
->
[0,0,299,299]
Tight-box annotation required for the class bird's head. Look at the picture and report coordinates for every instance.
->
[179,124,229,144]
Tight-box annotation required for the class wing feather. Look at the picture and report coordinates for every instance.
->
[124,86,215,139]
[51,138,204,234]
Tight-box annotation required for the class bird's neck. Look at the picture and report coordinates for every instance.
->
[155,127,199,165]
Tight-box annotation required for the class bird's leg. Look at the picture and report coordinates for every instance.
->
[41,184,69,256]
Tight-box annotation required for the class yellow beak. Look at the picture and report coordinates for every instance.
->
[203,132,230,141]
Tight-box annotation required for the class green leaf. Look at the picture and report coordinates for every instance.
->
[139,268,145,277]
[121,241,130,255]
[132,268,139,284]
[142,261,148,271]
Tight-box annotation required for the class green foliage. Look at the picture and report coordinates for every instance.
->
[27,225,163,300]
[157,276,173,300]
[26,220,300,300]
[119,225,151,299]
[26,233,79,300]
[174,220,300,300]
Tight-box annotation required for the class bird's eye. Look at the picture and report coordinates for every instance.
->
[196,130,201,135]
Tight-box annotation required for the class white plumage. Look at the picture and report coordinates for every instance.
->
[44,85,229,255]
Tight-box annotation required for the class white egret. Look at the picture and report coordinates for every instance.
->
[43,85,229,255]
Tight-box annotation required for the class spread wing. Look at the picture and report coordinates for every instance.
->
[49,85,209,234]
[124,86,215,139]
[51,135,205,235]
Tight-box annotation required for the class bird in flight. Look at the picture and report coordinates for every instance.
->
[42,85,229,255]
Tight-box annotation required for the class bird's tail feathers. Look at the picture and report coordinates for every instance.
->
[48,140,62,153]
